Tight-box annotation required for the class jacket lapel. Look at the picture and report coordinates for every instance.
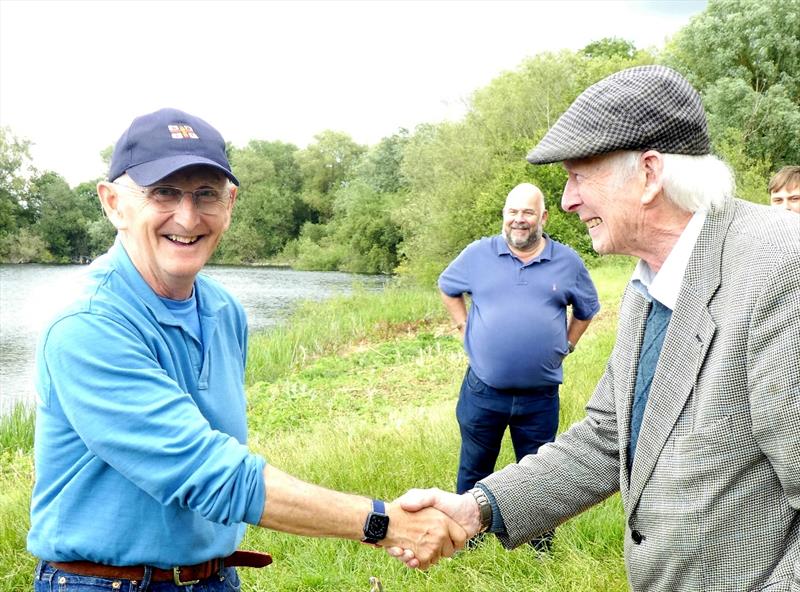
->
[626,201,736,511]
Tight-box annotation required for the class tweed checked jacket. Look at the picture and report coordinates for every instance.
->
[480,198,800,591]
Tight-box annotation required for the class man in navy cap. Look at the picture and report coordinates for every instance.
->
[389,66,800,591]
[28,108,466,591]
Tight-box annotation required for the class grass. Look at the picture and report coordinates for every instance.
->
[0,257,635,591]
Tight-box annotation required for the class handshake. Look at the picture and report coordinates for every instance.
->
[378,488,484,570]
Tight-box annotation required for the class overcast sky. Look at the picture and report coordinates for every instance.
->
[0,0,706,186]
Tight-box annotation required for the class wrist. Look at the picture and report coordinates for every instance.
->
[466,488,491,534]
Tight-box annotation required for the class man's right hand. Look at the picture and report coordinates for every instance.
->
[382,501,467,570]
[384,488,482,568]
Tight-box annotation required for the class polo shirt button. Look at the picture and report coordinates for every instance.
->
[631,529,645,544]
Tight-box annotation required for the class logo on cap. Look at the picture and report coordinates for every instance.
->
[168,125,199,140]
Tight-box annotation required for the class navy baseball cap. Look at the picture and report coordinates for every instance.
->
[108,108,239,186]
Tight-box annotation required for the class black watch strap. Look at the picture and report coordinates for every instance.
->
[361,499,390,545]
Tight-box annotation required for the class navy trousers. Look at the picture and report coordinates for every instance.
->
[455,367,559,494]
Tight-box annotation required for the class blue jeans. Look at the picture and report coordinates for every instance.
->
[456,367,559,494]
[34,561,240,592]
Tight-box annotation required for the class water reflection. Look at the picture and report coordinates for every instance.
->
[0,264,387,412]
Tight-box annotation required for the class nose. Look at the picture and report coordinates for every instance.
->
[561,178,581,213]
[172,191,201,227]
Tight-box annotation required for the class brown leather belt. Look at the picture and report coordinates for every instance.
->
[48,550,272,585]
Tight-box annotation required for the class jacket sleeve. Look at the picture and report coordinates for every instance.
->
[748,251,800,585]
[479,353,622,548]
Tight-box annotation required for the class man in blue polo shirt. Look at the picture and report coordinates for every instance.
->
[28,108,465,591]
[438,182,599,547]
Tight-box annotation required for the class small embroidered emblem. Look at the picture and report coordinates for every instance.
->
[168,124,199,139]
[552,283,557,291]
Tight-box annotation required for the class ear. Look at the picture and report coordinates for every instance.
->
[97,182,127,230]
[640,150,665,206]
[541,208,549,226]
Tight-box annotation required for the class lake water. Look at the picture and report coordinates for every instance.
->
[0,264,388,413]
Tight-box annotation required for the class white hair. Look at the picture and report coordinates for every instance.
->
[610,151,735,212]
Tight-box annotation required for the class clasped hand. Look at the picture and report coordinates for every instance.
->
[383,488,481,569]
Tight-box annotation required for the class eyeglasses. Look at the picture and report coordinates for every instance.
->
[112,182,231,215]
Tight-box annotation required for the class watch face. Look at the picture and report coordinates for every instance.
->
[364,512,390,540]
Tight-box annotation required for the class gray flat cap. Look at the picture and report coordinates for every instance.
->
[527,65,710,164]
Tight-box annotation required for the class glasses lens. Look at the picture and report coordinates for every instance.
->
[146,187,227,214]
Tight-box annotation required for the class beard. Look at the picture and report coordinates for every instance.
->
[502,222,543,250]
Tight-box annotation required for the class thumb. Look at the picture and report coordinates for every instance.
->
[395,488,440,512]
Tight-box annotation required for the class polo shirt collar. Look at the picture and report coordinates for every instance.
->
[107,239,226,324]
[495,233,553,264]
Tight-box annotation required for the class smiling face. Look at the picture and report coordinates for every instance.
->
[98,166,237,299]
[560,153,646,257]
[501,184,548,254]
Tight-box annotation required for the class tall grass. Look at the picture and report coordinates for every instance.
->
[0,258,634,591]
[245,285,447,386]
[0,403,35,453]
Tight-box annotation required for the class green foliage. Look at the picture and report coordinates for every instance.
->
[32,172,91,262]
[0,227,51,263]
[582,38,638,60]
[296,131,366,222]
[663,0,800,99]
[662,0,800,179]
[0,127,35,240]
[220,140,304,263]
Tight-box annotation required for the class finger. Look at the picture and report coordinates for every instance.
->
[385,546,403,557]
[448,520,469,551]
[397,489,437,512]
[440,536,456,558]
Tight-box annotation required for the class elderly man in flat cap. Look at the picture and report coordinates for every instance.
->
[28,108,465,592]
[389,66,800,591]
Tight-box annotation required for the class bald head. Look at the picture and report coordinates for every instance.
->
[504,183,545,212]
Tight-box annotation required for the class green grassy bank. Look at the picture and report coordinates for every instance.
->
[0,258,634,592]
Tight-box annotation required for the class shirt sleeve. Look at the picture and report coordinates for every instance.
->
[438,243,475,296]
[568,257,601,321]
[38,310,266,526]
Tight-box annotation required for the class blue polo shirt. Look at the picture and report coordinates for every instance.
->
[439,235,599,389]
[28,241,267,568]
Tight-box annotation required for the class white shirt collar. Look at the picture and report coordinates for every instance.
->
[630,210,707,310]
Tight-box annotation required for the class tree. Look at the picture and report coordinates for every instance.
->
[0,127,35,238]
[33,172,91,262]
[296,131,366,222]
[218,140,303,263]
[662,0,800,194]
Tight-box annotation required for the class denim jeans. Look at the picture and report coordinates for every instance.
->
[456,367,559,494]
[34,561,240,592]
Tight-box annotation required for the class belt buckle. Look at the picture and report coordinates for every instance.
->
[172,566,200,586]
